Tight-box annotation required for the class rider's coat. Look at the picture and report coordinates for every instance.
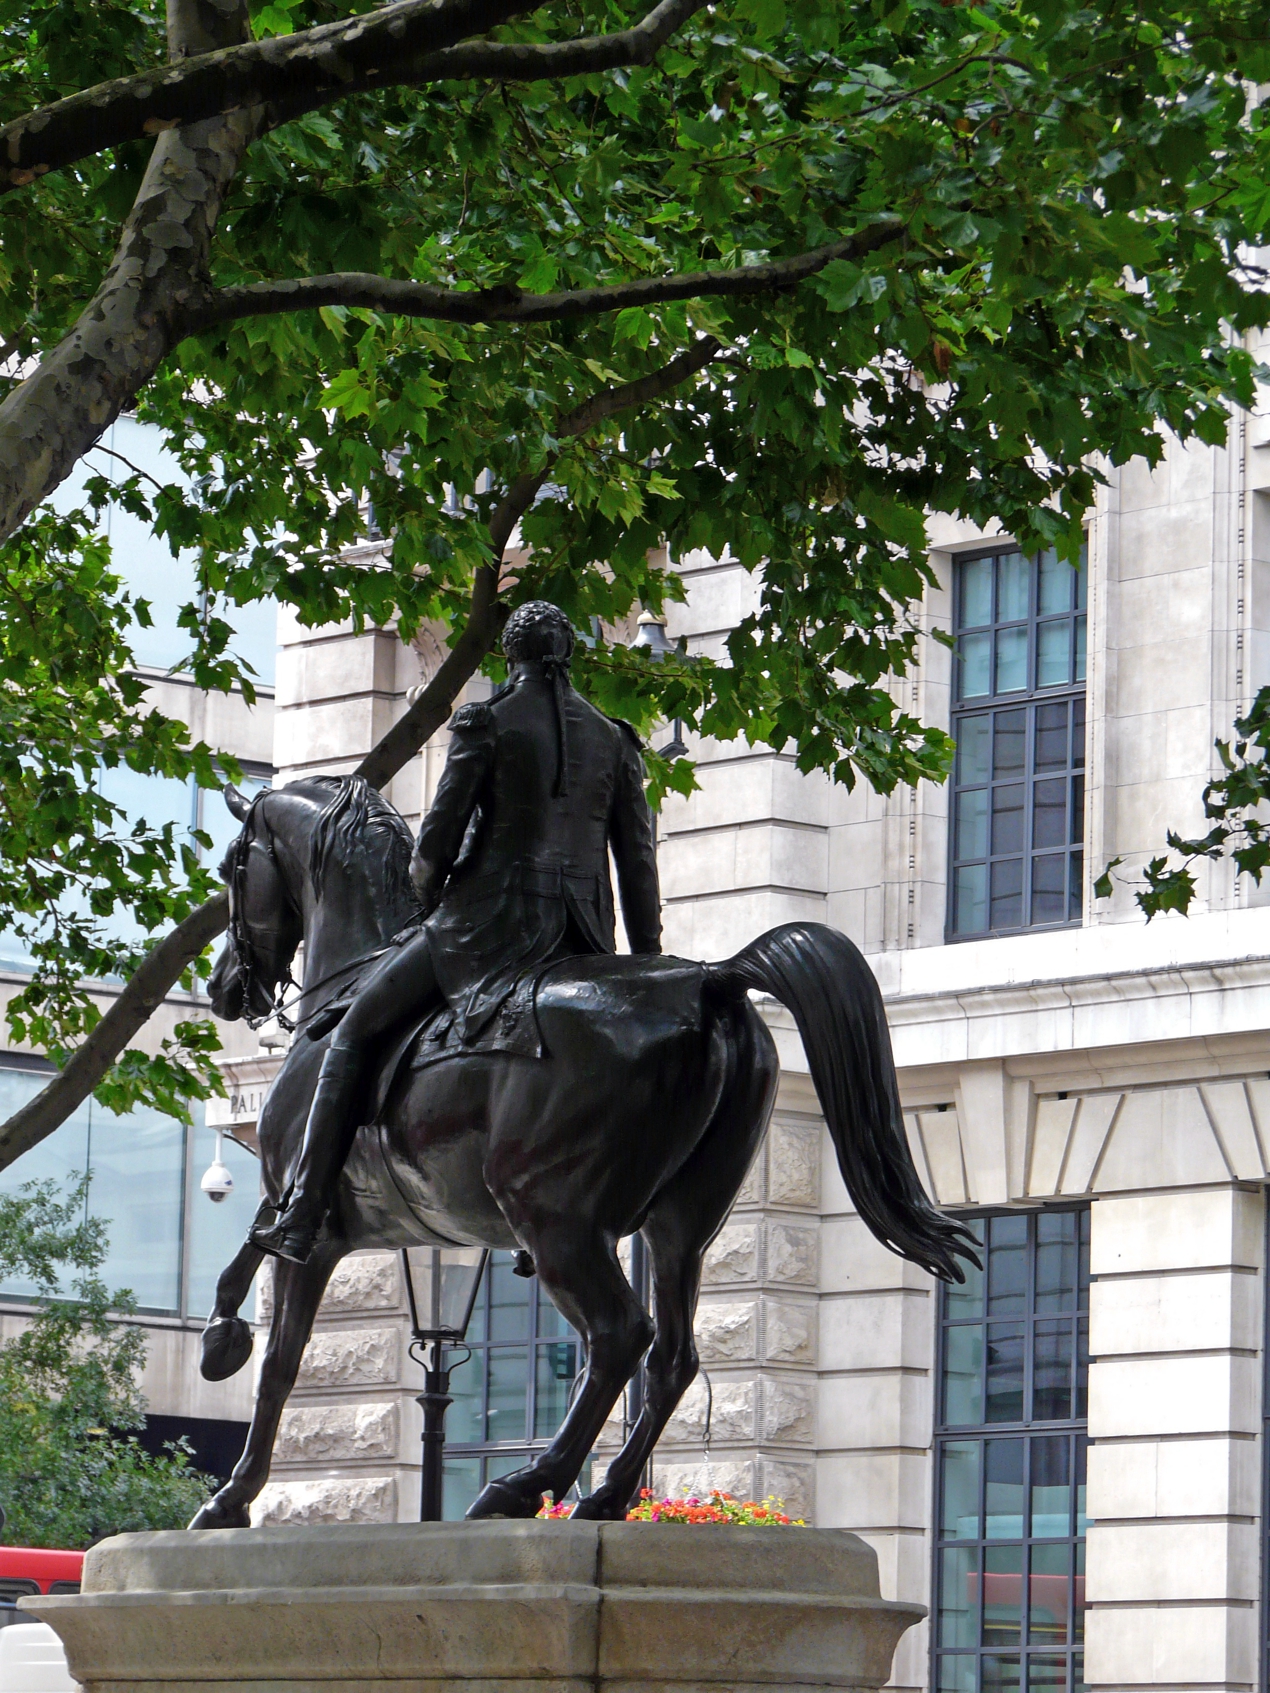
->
[412,668,662,1042]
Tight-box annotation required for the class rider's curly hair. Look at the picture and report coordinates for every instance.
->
[502,600,574,666]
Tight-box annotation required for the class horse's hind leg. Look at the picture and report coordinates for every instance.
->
[189,1240,343,1529]
[199,1233,266,1382]
[577,1007,778,1520]
[466,1225,654,1520]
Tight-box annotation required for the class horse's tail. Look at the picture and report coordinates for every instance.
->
[706,922,979,1283]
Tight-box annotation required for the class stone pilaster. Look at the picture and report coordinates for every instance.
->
[1085,1187,1264,1693]
[815,1092,937,1693]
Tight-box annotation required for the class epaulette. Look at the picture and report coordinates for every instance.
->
[449,700,493,731]
[609,715,645,750]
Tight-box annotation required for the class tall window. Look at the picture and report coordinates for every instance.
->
[950,548,1087,938]
[934,1209,1090,1693]
[442,1252,586,1518]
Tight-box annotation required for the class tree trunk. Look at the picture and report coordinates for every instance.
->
[0,0,255,543]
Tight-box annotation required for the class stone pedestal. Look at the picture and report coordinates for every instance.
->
[25,1520,922,1693]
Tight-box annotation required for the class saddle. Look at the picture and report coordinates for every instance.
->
[310,958,550,1129]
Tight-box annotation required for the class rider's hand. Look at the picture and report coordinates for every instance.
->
[410,847,441,912]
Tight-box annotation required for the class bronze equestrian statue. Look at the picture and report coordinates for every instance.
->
[250,601,661,1266]
[193,602,977,1528]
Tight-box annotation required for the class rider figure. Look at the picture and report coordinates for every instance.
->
[250,600,663,1265]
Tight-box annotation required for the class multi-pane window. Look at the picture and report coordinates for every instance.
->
[950,549,1087,938]
[442,1252,586,1518]
[0,1059,260,1319]
[935,1210,1090,1693]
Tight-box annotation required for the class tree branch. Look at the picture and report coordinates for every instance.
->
[0,337,722,1172]
[272,0,707,120]
[0,892,231,1171]
[357,334,721,787]
[198,224,907,332]
[0,0,706,192]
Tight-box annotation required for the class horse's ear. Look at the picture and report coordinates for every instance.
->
[224,784,252,822]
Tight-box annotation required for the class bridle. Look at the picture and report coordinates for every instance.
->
[224,790,302,1031]
[223,787,394,1033]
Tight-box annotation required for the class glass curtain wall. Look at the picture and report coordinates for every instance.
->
[442,1252,587,1518]
[934,1208,1090,1693]
[0,1059,261,1318]
[949,548,1087,938]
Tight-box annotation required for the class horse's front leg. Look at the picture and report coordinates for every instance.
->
[199,1223,267,1382]
[189,1240,343,1529]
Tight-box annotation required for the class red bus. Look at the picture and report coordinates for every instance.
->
[0,1547,82,1603]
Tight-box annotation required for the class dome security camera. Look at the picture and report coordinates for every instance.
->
[201,1131,234,1204]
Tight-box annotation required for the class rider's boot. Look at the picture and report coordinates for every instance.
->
[249,1045,363,1265]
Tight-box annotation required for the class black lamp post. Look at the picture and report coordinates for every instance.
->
[633,611,688,762]
[401,1245,489,1521]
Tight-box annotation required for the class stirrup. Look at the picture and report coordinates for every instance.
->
[249,1204,322,1265]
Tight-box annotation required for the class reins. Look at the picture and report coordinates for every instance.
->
[264,944,395,1034]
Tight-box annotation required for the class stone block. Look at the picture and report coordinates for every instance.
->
[1090,1269,1258,1356]
[1201,1080,1268,1180]
[820,1215,935,1294]
[1087,1600,1257,1687]
[251,1474,398,1527]
[767,1221,818,1286]
[320,1251,401,1314]
[767,1121,820,1207]
[1091,1189,1261,1275]
[756,1458,814,1522]
[819,1290,934,1373]
[694,1300,757,1363]
[915,1111,966,1205]
[296,1325,400,1390]
[653,1458,755,1501]
[1086,1436,1260,1522]
[816,1451,931,1532]
[902,1113,934,1195]
[1087,1520,1258,1603]
[275,1401,399,1464]
[816,1372,934,1452]
[760,1377,816,1444]
[734,1148,764,1206]
[762,1298,816,1364]
[661,1377,756,1445]
[953,1061,1009,1205]
[1059,1091,1120,1193]
[1027,1095,1078,1196]
[1089,1353,1260,1438]
[702,1223,758,1285]
[1095,1087,1230,1190]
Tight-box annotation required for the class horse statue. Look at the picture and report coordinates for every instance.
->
[191,773,977,1528]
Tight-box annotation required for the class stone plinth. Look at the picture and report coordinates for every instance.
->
[25,1520,922,1693]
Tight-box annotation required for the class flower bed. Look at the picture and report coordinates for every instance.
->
[539,1489,804,1525]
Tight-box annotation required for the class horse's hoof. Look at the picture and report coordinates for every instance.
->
[200,1317,253,1382]
[570,1492,627,1521]
[188,1493,251,1531]
[466,1478,543,1520]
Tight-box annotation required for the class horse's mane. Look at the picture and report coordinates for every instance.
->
[306,775,418,913]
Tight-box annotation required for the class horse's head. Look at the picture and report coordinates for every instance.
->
[209,784,303,1026]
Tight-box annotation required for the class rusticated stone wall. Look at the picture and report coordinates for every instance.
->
[252,1250,420,1526]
